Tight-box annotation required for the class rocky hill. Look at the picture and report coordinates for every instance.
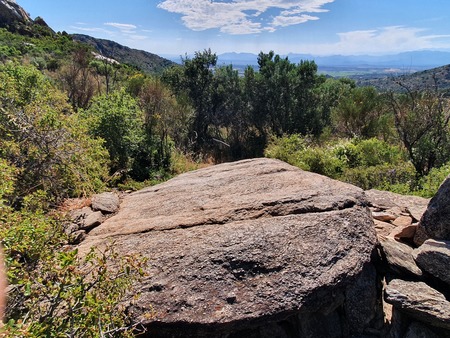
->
[356,64,450,93]
[72,34,176,74]
[0,0,54,36]
[0,0,175,74]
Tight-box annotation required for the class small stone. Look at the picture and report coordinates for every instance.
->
[372,211,396,222]
[389,224,417,242]
[91,192,120,214]
[226,293,237,304]
[374,219,396,237]
[69,230,86,244]
[80,211,103,230]
[392,215,412,227]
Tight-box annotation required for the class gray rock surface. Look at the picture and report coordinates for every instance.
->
[91,192,120,214]
[77,158,378,336]
[365,189,429,221]
[413,239,450,286]
[379,236,423,278]
[404,322,439,338]
[416,175,450,245]
[385,279,450,330]
[0,0,31,26]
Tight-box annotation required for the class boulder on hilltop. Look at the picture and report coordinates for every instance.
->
[77,158,381,337]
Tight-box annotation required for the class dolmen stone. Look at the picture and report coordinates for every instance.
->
[77,158,379,337]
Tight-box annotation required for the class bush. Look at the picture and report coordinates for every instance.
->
[340,162,416,191]
[264,134,308,166]
[0,160,148,337]
[417,162,450,197]
[0,63,109,205]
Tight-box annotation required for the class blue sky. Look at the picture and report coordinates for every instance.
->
[17,0,450,57]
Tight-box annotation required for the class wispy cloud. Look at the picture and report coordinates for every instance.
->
[105,22,137,32]
[329,26,450,54]
[157,0,335,35]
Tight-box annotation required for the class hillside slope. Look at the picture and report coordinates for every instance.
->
[355,64,450,93]
[72,34,176,74]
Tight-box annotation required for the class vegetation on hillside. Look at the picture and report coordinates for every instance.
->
[1,19,450,336]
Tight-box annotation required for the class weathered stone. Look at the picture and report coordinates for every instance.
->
[344,263,381,333]
[392,215,413,227]
[413,239,450,286]
[70,206,93,223]
[91,192,120,214]
[374,219,396,237]
[385,279,450,330]
[77,158,378,336]
[379,236,423,278]
[68,230,86,245]
[64,223,79,235]
[389,224,417,242]
[372,211,396,222]
[416,175,450,245]
[0,0,31,27]
[80,211,103,231]
[365,189,429,218]
[404,322,439,338]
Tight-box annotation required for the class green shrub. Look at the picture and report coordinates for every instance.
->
[340,162,416,191]
[297,146,346,178]
[417,162,450,197]
[264,134,308,166]
[0,63,109,204]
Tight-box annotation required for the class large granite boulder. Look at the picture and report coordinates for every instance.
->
[0,0,31,27]
[77,158,379,337]
[415,175,450,245]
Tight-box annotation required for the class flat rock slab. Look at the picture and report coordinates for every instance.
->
[385,279,450,330]
[77,158,378,335]
[365,189,429,222]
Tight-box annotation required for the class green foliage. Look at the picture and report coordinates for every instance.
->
[331,86,384,138]
[265,135,414,190]
[0,63,109,204]
[386,87,450,176]
[3,246,147,337]
[417,162,450,197]
[82,90,145,175]
[340,163,417,191]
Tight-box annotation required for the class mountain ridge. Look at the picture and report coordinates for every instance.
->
[72,34,176,74]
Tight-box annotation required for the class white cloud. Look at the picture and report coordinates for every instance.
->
[157,0,335,34]
[325,26,450,55]
[104,22,137,32]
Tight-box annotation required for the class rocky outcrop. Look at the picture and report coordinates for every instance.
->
[77,158,380,337]
[0,0,31,26]
[366,189,450,337]
[415,174,450,245]
[0,0,54,36]
[385,279,450,330]
[65,192,120,244]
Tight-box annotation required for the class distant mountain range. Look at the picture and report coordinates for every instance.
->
[213,51,450,70]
